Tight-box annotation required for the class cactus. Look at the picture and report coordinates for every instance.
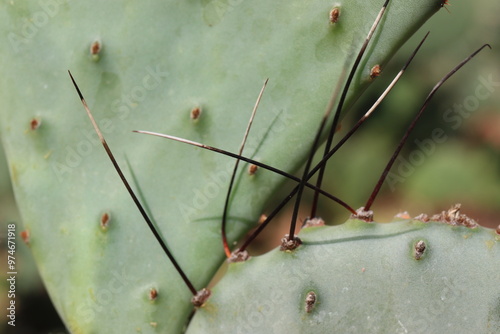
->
[187,218,500,334]
[0,0,498,333]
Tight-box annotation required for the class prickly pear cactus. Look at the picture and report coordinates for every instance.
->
[0,0,498,333]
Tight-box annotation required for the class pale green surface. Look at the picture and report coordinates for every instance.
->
[188,220,500,334]
[0,0,442,332]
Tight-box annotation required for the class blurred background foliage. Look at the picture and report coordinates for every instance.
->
[1,1,499,332]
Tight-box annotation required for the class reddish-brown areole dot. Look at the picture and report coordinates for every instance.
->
[149,288,158,301]
[370,64,382,79]
[30,118,41,130]
[414,240,426,260]
[100,212,110,230]
[280,234,302,251]
[305,291,317,313]
[191,288,211,307]
[228,249,250,263]
[430,204,478,228]
[190,107,202,120]
[20,230,30,245]
[302,217,325,228]
[329,7,340,24]
[90,40,101,55]
[248,164,258,175]
[351,207,374,222]
[414,213,430,222]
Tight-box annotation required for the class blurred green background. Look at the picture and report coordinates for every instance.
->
[1,1,499,333]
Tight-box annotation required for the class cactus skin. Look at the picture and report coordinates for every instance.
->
[187,220,500,334]
[0,0,451,332]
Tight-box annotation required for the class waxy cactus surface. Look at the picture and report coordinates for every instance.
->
[187,218,500,333]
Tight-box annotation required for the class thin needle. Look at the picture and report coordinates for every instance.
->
[363,43,491,212]
[222,78,268,258]
[133,130,356,214]
[308,31,430,187]
[295,0,391,242]
[236,31,429,253]
[68,71,198,296]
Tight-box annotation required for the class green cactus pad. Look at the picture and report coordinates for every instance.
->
[0,0,443,332]
[187,219,500,334]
